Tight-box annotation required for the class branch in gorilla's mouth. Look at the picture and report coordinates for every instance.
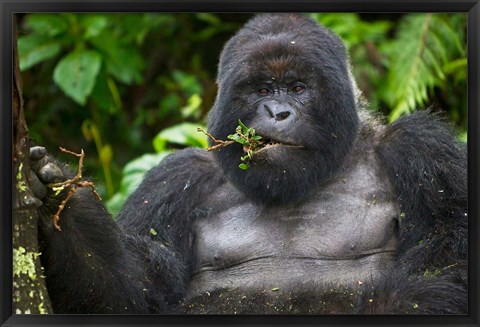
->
[198,120,285,170]
[198,122,302,170]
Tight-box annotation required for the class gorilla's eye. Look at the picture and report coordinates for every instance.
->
[291,85,305,94]
[257,88,271,95]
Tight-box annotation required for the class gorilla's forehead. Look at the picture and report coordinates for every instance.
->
[233,37,319,83]
[217,14,349,84]
[231,38,347,86]
[249,38,311,72]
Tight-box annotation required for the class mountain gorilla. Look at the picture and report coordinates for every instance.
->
[29,13,467,314]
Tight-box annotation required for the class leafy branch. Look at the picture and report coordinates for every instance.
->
[385,14,466,122]
[198,120,264,170]
[48,147,101,231]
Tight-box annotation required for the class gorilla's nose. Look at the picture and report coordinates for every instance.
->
[262,100,296,124]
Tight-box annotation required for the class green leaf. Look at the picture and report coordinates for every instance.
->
[237,138,250,146]
[90,33,144,84]
[238,119,249,133]
[52,185,65,196]
[228,132,249,146]
[123,152,171,176]
[105,47,144,84]
[239,163,250,170]
[53,50,102,105]
[18,35,61,71]
[152,138,167,153]
[153,123,208,152]
[227,134,241,142]
[25,14,68,37]
[79,15,108,39]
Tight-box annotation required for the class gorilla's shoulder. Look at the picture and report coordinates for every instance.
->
[117,148,222,226]
[378,110,465,158]
[144,147,219,186]
[374,110,466,262]
[155,147,215,170]
[125,147,221,206]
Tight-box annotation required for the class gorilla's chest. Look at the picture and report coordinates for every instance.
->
[187,157,399,312]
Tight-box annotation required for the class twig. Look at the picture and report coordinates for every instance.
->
[197,128,235,151]
[48,147,101,231]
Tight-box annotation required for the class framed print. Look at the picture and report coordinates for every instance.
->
[1,1,478,326]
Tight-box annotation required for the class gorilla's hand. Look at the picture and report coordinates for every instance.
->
[28,146,65,204]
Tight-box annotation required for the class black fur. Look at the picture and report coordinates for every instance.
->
[375,111,467,313]
[33,14,467,314]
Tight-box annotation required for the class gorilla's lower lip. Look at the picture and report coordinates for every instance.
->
[253,141,303,153]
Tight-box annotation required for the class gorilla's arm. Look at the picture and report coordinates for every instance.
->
[34,160,150,313]
[374,111,467,313]
[33,147,221,313]
[115,148,223,310]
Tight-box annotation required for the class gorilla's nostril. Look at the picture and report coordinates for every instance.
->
[276,111,290,121]
[261,101,295,122]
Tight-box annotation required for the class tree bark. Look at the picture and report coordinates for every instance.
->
[12,14,53,314]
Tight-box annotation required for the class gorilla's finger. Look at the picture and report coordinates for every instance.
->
[28,169,47,200]
[38,163,65,184]
[30,146,47,161]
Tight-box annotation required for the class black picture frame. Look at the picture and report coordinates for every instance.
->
[1,1,479,326]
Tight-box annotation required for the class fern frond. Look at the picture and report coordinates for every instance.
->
[385,14,465,122]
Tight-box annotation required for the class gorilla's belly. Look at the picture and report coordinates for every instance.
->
[186,157,399,314]
[184,253,395,314]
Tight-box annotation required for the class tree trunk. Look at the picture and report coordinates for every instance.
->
[12,14,53,314]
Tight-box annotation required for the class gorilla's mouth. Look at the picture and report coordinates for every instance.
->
[252,138,303,153]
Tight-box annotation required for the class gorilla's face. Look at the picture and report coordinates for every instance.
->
[207,14,359,204]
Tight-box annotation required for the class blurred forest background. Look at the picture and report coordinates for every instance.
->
[17,13,467,216]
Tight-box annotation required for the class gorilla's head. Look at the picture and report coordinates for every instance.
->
[207,13,359,204]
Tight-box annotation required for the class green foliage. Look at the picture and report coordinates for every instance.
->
[313,13,391,44]
[383,14,466,122]
[227,120,264,170]
[18,13,154,105]
[154,71,205,122]
[228,120,263,146]
[199,120,264,170]
[153,122,208,152]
